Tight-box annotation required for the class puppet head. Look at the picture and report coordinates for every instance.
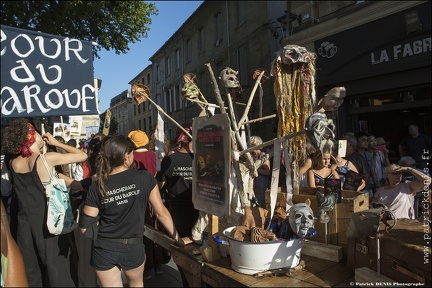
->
[219,67,240,89]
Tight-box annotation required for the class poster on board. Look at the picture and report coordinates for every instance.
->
[53,122,71,140]
[69,116,83,136]
[192,114,231,217]
[1,25,97,118]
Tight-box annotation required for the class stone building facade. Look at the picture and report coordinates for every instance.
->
[127,0,430,151]
[129,65,153,133]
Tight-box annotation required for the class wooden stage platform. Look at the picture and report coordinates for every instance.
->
[145,224,355,287]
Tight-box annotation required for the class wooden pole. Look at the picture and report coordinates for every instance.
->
[239,129,307,156]
[241,114,276,125]
[205,63,227,114]
[226,90,257,177]
[208,215,221,261]
[60,116,65,139]
[236,70,266,129]
[140,94,192,139]
[40,117,47,154]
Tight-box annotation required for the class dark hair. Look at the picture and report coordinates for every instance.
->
[1,118,31,155]
[66,138,77,147]
[96,135,135,199]
[354,131,369,140]
[87,134,106,176]
[148,133,171,155]
[343,133,357,149]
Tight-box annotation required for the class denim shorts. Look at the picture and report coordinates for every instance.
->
[91,245,145,271]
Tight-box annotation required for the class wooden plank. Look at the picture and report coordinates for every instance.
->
[336,218,351,247]
[201,262,247,287]
[338,191,369,218]
[201,250,352,287]
[208,214,221,261]
[202,257,261,287]
[301,256,338,275]
[143,223,174,251]
[312,260,354,287]
[145,221,355,287]
[355,267,399,287]
[252,277,313,287]
[347,219,431,285]
[171,246,204,287]
[302,240,343,262]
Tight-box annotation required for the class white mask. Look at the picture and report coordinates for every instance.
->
[288,203,315,238]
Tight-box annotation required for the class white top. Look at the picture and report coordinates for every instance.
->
[373,182,415,219]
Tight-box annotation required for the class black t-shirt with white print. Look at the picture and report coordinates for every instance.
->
[85,169,156,251]
[155,152,193,201]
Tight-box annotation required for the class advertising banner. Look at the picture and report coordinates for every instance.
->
[1,25,97,118]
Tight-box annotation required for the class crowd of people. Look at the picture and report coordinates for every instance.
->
[1,117,431,287]
[296,126,431,221]
[1,118,193,287]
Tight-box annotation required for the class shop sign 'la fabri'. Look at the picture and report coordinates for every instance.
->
[1,25,98,118]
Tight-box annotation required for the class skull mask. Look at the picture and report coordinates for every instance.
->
[318,87,346,112]
[131,84,150,105]
[181,82,200,101]
[281,45,311,65]
[219,67,240,89]
[306,112,336,155]
[288,203,315,238]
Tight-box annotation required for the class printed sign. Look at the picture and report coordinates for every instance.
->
[53,122,71,139]
[1,25,97,118]
[192,114,231,217]
[69,116,83,136]
[338,140,347,158]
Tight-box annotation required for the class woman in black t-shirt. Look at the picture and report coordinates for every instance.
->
[155,125,199,287]
[79,135,189,287]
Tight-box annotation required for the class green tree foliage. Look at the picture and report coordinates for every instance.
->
[1,1,158,59]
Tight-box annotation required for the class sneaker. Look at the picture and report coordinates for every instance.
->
[155,265,164,275]
[144,271,152,280]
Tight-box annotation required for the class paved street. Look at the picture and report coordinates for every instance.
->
[144,258,182,287]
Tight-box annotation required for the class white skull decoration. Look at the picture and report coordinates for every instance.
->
[219,67,240,89]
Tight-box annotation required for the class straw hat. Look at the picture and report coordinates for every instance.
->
[128,130,149,148]
[376,137,389,146]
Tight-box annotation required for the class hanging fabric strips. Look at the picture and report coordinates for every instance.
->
[271,45,317,194]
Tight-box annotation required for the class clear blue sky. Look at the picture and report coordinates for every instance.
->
[94,1,203,113]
